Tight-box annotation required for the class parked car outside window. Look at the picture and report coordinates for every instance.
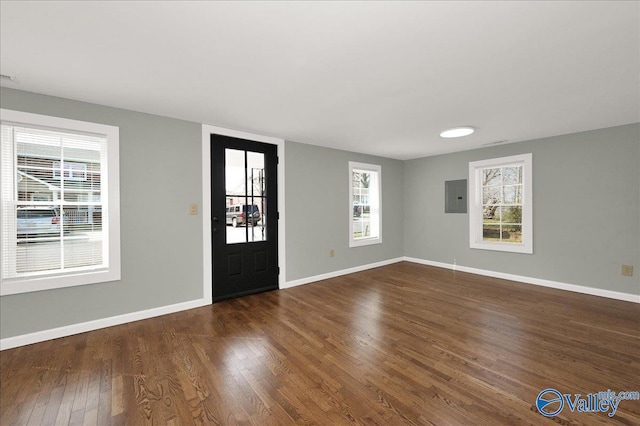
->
[225,204,260,227]
[16,207,61,237]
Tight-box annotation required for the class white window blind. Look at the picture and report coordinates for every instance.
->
[1,109,120,295]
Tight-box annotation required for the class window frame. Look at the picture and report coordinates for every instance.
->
[0,109,120,296]
[468,153,533,254]
[349,161,382,248]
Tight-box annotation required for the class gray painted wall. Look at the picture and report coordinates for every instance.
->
[404,124,640,295]
[0,89,406,339]
[1,88,204,338]
[1,87,637,341]
[285,141,404,281]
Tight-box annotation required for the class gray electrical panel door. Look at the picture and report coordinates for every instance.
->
[445,179,467,213]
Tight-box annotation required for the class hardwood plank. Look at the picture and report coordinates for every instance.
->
[1,262,639,425]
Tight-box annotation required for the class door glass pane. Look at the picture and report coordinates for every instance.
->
[226,148,247,244]
[226,197,246,243]
[225,149,245,196]
[225,149,267,244]
[247,152,266,243]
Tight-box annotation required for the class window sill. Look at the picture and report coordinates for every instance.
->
[470,241,533,254]
[0,265,120,296]
[349,237,382,248]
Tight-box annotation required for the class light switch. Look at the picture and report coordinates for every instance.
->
[189,203,198,215]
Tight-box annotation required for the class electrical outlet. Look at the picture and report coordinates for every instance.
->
[189,203,198,215]
[621,264,633,277]
[329,249,335,258]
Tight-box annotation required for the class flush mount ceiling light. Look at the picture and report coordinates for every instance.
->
[440,126,475,138]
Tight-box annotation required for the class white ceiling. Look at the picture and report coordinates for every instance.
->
[1,1,638,160]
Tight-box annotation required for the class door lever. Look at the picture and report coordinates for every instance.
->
[213,217,219,222]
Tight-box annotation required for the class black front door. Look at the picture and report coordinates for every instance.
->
[211,134,278,301]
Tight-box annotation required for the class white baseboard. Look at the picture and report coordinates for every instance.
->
[282,257,405,289]
[3,257,404,350]
[0,297,212,351]
[5,256,637,350]
[404,257,640,303]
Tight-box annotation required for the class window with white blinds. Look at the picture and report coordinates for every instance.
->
[0,109,120,295]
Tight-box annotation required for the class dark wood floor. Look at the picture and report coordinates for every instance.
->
[1,262,639,425]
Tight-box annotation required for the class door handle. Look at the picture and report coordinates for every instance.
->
[213,217,219,222]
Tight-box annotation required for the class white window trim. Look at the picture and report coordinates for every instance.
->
[0,109,120,296]
[469,153,533,254]
[349,161,382,248]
